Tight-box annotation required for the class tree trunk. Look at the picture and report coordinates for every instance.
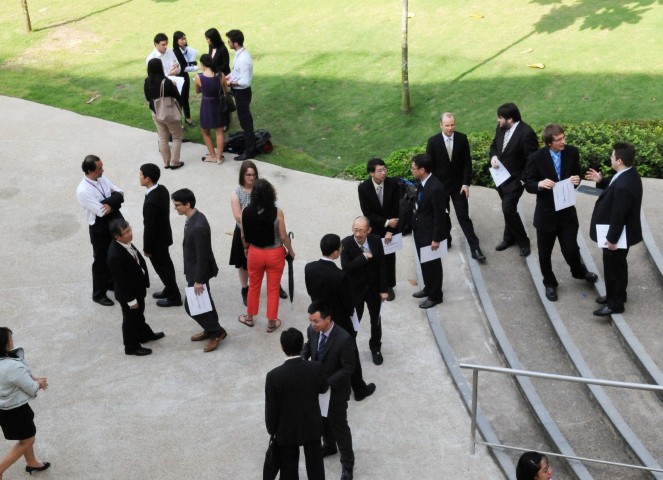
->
[401,0,411,113]
[20,0,32,32]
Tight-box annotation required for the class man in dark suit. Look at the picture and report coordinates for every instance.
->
[426,113,485,262]
[587,141,643,316]
[305,234,376,399]
[489,103,539,257]
[107,219,165,356]
[302,301,356,480]
[341,217,388,366]
[171,188,228,352]
[139,164,182,307]
[265,328,327,480]
[410,154,447,309]
[524,124,598,301]
[358,158,401,300]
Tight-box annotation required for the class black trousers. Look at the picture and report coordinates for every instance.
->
[184,282,225,337]
[89,222,113,300]
[354,289,382,352]
[384,250,396,288]
[603,247,630,309]
[414,237,443,302]
[276,441,325,480]
[347,334,368,395]
[233,87,256,153]
[536,224,586,288]
[497,184,530,248]
[179,74,191,119]
[323,399,354,471]
[148,247,181,301]
[447,191,480,250]
[120,298,155,351]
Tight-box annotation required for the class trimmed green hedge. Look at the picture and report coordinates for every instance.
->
[343,120,663,184]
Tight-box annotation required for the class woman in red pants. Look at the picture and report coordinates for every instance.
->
[238,179,295,332]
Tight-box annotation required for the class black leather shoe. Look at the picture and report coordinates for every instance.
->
[584,272,598,283]
[152,290,168,299]
[593,305,624,316]
[386,287,395,301]
[595,295,608,304]
[125,347,152,356]
[520,246,531,257]
[471,249,487,262]
[145,332,165,342]
[156,298,183,307]
[419,298,442,309]
[372,351,384,365]
[93,296,114,306]
[545,286,558,301]
[355,383,376,401]
[495,240,514,251]
[279,286,288,299]
[25,462,50,474]
[341,468,353,480]
[412,290,427,299]
[322,444,338,457]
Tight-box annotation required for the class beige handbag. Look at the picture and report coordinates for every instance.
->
[154,79,181,122]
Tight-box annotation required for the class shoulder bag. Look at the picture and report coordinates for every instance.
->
[154,79,182,123]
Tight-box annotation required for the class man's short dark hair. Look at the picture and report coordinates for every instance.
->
[411,153,432,173]
[542,124,564,146]
[140,163,161,183]
[613,141,636,167]
[308,301,332,320]
[497,102,522,122]
[82,154,100,174]
[367,157,386,174]
[109,219,130,238]
[280,328,304,356]
[171,188,196,208]
[154,33,168,44]
[320,233,341,257]
[226,29,244,46]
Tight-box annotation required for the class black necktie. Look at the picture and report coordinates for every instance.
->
[316,333,327,360]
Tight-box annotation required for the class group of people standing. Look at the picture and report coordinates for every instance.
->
[144,28,258,169]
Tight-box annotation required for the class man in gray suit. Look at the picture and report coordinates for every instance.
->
[171,188,227,352]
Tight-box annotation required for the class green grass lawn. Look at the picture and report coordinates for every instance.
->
[2,0,662,176]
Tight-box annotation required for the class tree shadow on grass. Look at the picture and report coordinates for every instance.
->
[33,0,133,32]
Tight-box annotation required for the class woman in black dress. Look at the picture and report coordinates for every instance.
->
[204,28,230,75]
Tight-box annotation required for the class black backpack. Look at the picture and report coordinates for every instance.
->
[396,177,419,236]
[223,129,273,154]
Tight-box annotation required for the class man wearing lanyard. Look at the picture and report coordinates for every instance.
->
[76,155,125,306]
[226,29,257,161]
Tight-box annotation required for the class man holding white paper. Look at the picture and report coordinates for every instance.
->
[410,154,447,309]
[587,142,643,316]
[172,188,228,352]
[524,124,598,301]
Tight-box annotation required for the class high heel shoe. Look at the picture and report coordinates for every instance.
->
[26,462,51,474]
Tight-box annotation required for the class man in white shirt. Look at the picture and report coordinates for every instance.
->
[226,29,257,160]
[76,155,124,306]
[146,33,183,93]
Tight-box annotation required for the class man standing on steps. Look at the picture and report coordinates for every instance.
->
[586,141,643,316]
[226,29,257,161]
[426,112,485,262]
[524,124,598,302]
[489,103,538,257]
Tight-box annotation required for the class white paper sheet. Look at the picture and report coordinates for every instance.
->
[420,241,447,263]
[185,285,213,315]
[382,233,403,255]
[553,178,577,211]
[489,160,511,188]
[167,75,185,94]
[596,224,627,249]
[319,390,331,417]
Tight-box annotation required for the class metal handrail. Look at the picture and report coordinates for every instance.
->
[460,363,663,475]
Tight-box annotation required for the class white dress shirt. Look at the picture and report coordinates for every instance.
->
[229,47,253,89]
[76,176,123,225]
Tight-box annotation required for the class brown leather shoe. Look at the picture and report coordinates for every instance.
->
[190,331,210,342]
[203,332,227,352]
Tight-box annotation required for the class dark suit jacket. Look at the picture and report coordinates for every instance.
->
[301,324,355,403]
[524,145,581,232]
[143,184,173,254]
[426,131,472,193]
[209,44,230,75]
[590,168,643,246]
[183,210,219,284]
[107,241,149,304]
[340,234,388,304]
[358,177,401,237]
[413,174,448,246]
[265,357,327,446]
[489,121,539,192]
[305,259,355,334]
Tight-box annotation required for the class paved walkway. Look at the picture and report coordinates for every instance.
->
[0,96,494,479]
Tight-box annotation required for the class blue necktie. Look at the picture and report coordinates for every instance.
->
[552,152,561,180]
[316,333,327,360]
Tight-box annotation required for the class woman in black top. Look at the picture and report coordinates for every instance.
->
[516,451,553,480]
[144,58,184,169]
[172,31,198,127]
[204,28,230,75]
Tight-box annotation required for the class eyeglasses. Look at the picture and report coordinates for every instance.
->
[244,173,257,177]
